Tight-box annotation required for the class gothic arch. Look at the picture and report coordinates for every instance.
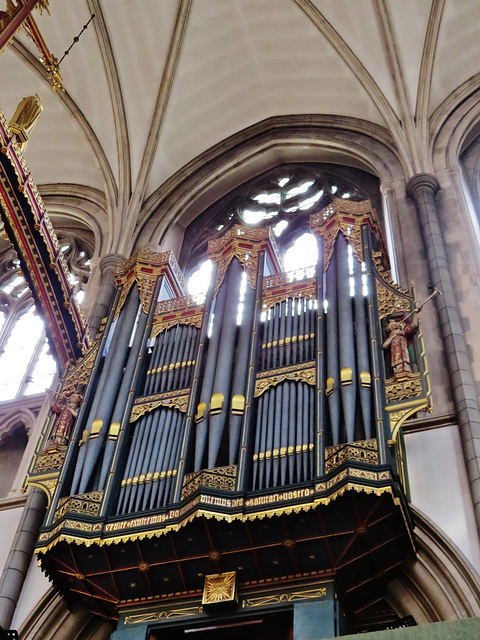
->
[388,507,480,623]
[0,409,36,441]
[133,115,406,252]
[18,588,114,640]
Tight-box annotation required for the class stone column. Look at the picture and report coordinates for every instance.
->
[87,253,125,338]
[407,173,480,540]
[0,488,48,630]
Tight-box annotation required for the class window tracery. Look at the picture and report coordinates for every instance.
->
[0,233,93,402]
[179,164,378,276]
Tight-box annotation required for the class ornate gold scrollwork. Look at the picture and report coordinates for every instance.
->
[115,249,187,318]
[125,606,204,625]
[208,225,276,298]
[33,448,66,474]
[242,587,327,608]
[372,251,412,319]
[130,390,189,422]
[262,273,316,310]
[181,465,237,499]
[254,362,316,397]
[203,572,237,606]
[385,373,422,402]
[152,297,204,336]
[53,491,103,523]
[310,199,385,271]
[325,439,378,474]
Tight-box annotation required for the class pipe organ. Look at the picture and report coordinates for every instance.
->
[27,199,431,636]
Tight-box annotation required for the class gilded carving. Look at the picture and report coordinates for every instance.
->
[60,330,100,397]
[114,275,135,321]
[156,294,205,314]
[0,141,90,358]
[53,491,103,523]
[208,225,274,297]
[33,448,66,474]
[125,607,203,625]
[202,571,237,605]
[9,95,43,149]
[262,276,316,310]
[242,587,327,608]
[130,392,189,422]
[387,401,429,440]
[325,439,378,473]
[152,299,204,336]
[114,249,187,318]
[348,468,378,481]
[36,481,401,552]
[372,251,412,319]
[64,520,93,532]
[136,271,157,313]
[385,373,422,402]
[255,363,316,397]
[26,475,59,505]
[310,199,384,271]
[182,466,237,499]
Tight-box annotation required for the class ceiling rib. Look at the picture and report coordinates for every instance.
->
[293,0,413,177]
[120,0,193,256]
[372,0,421,174]
[415,0,445,172]
[10,38,118,219]
[88,0,132,212]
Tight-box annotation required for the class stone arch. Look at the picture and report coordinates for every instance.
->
[387,507,480,623]
[133,115,406,251]
[18,587,114,640]
[0,408,36,441]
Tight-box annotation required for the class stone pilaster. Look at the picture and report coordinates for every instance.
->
[0,488,48,629]
[87,253,125,338]
[407,173,480,541]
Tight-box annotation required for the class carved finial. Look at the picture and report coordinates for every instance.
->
[9,94,43,150]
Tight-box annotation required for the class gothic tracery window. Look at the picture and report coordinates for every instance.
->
[0,266,56,401]
[0,233,93,402]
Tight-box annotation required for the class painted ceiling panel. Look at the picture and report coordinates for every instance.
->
[311,0,401,116]
[387,0,433,116]
[430,0,480,113]
[102,0,180,187]
[146,0,384,197]
[1,49,104,191]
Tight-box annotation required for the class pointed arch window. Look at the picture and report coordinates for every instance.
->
[0,268,56,401]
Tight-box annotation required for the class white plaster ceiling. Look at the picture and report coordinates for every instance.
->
[0,0,479,253]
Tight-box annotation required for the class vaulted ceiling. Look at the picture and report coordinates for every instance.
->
[0,0,478,256]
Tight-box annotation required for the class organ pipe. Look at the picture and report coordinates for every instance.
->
[325,249,341,445]
[208,258,244,468]
[336,233,357,443]
[71,286,140,495]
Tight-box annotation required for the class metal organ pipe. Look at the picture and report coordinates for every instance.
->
[194,268,229,470]
[141,408,167,510]
[288,381,296,484]
[325,249,340,445]
[159,412,183,506]
[228,278,256,465]
[298,298,305,362]
[145,330,165,396]
[208,258,243,468]
[337,233,357,443]
[353,255,373,439]
[98,303,150,490]
[71,286,140,495]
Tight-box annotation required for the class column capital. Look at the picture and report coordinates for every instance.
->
[99,253,125,274]
[406,173,440,201]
